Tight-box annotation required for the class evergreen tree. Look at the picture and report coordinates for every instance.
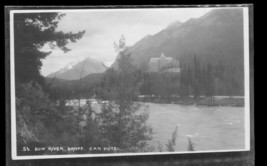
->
[16,81,62,154]
[192,55,201,98]
[179,64,190,97]
[204,63,214,97]
[96,36,153,152]
[186,65,193,95]
[14,12,86,155]
[14,13,85,86]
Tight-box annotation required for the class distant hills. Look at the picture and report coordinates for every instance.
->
[47,8,244,91]
[47,57,107,80]
[46,72,104,88]
[45,72,104,99]
[112,8,244,71]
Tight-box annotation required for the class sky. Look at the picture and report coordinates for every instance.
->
[40,8,213,76]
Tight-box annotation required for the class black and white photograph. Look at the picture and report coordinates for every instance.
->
[8,6,251,160]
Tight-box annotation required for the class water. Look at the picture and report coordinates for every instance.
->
[67,100,245,152]
[146,103,245,152]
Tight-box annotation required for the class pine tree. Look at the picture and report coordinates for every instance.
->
[204,63,214,97]
[14,13,85,86]
[192,55,201,98]
[96,36,153,152]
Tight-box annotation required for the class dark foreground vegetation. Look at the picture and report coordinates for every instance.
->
[15,16,154,155]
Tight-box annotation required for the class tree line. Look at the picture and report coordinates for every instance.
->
[53,55,244,101]
[96,55,244,101]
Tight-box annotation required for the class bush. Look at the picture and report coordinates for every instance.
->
[16,81,63,154]
[94,102,153,153]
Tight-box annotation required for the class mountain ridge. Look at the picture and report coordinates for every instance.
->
[47,57,107,80]
[112,8,244,71]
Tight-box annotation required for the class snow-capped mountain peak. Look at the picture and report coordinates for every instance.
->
[47,57,107,80]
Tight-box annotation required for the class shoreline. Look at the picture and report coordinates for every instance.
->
[137,96,244,107]
[65,96,245,107]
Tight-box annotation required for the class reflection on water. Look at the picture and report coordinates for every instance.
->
[146,103,245,152]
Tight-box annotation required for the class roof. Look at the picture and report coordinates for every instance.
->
[149,58,160,64]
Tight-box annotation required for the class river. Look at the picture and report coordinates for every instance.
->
[146,103,245,152]
[67,100,245,152]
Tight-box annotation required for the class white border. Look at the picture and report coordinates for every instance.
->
[10,10,17,160]
[10,7,251,160]
[243,7,250,151]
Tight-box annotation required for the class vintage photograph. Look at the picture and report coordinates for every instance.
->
[9,6,250,159]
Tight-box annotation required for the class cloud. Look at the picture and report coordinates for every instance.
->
[41,8,213,76]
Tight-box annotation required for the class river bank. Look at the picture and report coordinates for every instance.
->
[137,96,244,107]
[65,96,244,108]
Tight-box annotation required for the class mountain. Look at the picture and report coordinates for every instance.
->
[46,72,104,99]
[46,73,104,88]
[47,57,107,80]
[112,8,244,71]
